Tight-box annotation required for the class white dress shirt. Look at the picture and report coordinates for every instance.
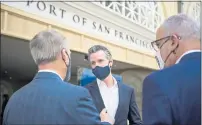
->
[97,77,119,119]
[38,69,63,80]
[175,50,201,64]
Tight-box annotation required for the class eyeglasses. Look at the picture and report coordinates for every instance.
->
[151,36,172,52]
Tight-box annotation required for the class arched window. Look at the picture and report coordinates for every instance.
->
[93,1,165,32]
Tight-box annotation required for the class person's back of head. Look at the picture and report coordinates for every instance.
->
[153,13,200,68]
[29,30,71,81]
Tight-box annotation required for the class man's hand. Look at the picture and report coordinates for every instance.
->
[100,108,115,125]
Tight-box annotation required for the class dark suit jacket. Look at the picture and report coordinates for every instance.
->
[143,52,201,125]
[3,72,110,125]
[85,80,142,125]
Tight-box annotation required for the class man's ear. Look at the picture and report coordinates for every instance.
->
[109,60,113,68]
[171,35,180,54]
[61,49,69,63]
[171,35,180,45]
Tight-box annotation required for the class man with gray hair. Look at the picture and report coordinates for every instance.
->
[2,30,113,125]
[85,45,142,125]
[143,14,201,125]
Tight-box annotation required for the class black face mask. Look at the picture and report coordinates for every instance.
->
[64,52,71,82]
[92,64,110,80]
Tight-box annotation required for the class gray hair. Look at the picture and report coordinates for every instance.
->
[88,45,112,61]
[30,30,68,65]
[162,13,200,40]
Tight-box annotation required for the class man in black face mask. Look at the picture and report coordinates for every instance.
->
[3,30,113,125]
[142,14,201,125]
[85,45,142,125]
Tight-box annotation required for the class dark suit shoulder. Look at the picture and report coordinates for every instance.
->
[144,64,182,90]
[8,81,33,99]
[146,63,182,82]
[144,59,200,96]
[150,54,200,77]
[83,81,97,89]
[71,85,93,103]
[62,81,90,95]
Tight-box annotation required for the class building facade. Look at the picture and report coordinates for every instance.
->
[0,1,200,116]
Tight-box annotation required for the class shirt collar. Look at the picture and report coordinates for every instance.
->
[175,50,201,64]
[97,77,118,88]
[38,69,63,80]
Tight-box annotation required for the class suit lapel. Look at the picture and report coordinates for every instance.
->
[90,81,125,121]
[89,82,105,113]
[115,82,124,120]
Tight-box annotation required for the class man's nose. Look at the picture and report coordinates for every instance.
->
[94,62,100,67]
